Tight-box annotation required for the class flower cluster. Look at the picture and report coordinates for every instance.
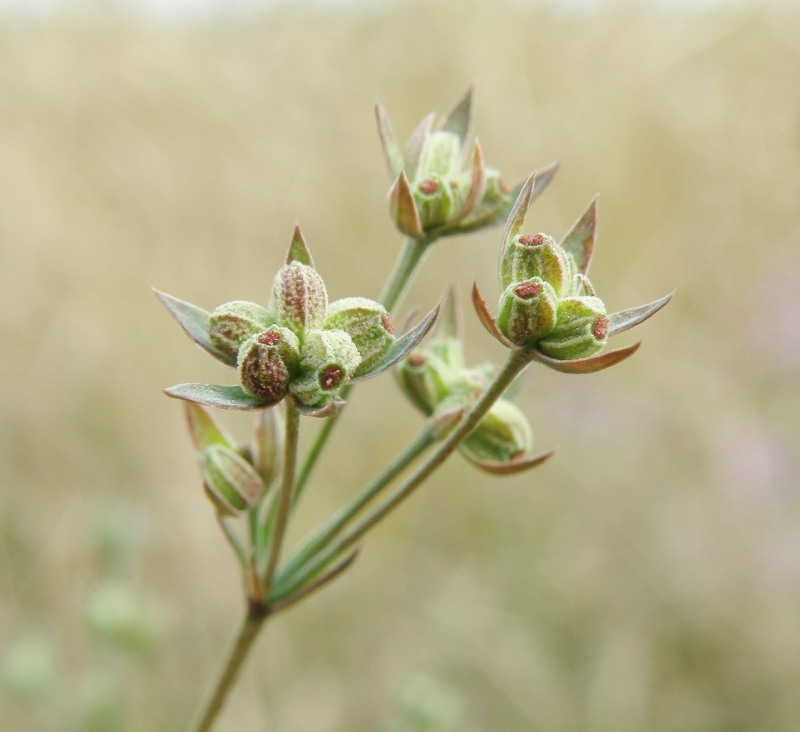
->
[377,86,557,240]
[157,227,438,416]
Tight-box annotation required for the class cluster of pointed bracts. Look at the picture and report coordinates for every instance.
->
[156,226,439,417]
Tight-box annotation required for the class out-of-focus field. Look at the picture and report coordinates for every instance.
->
[1,2,799,730]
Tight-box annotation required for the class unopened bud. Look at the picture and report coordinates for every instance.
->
[208,300,274,361]
[238,326,300,404]
[325,297,396,376]
[270,261,328,338]
[396,352,454,415]
[417,130,462,178]
[497,277,558,346]
[413,176,455,229]
[537,296,609,360]
[500,232,575,296]
[289,328,361,408]
[200,443,265,514]
[460,398,533,463]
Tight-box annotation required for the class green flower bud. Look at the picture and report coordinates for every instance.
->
[237,326,300,404]
[83,583,159,653]
[289,328,361,408]
[1,638,56,703]
[325,297,396,376]
[434,395,533,463]
[499,233,575,296]
[481,167,510,207]
[417,130,462,178]
[413,176,456,229]
[270,261,328,339]
[396,352,455,415]
[208,300,274,362]
[497,278,558,346]
[537,296,609,360]
[200,443,266,514]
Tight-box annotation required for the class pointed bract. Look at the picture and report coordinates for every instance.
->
[438,84,475,153]
[375,101,403,178]
[286,225,314,267]
[471,281,514,348]
[185,402,235,452]
[403,112,435,181]
[165,383,272,410]
[463,448,555,475]
[528,341,642,374]
[608,291,674,336]
[154,289,235,366]
[388,171,425,239]
[560,197,597,276]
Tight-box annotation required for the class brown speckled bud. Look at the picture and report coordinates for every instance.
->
[270,261,328,339]
[325,297,396,377]
[208,300,274,362]
[289,328,361,408]
[237,326,300,404]
[497,277,558,347]
[537,296,609,360]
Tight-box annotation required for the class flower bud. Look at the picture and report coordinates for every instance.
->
[497,278,558,346]
[500,233,575,296]
[413,176,456,229]
[200,443,266,514]
[270,261,328,339]
[537,296,609,360]
[325,297,396,376]
[396,352,454,415]
[417,130,462,178]
[237,326,300,404]
[435,396,533,463]
[289,328,361,408]
[208,300,274,362]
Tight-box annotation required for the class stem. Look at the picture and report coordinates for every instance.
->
[276,425,436,592]
[263,403,301,597]
[188,600,269,732]
[293,234,431,504]
[275,349,531,598]
[380,236,431,313]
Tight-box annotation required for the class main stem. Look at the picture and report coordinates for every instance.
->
[188,600,269,732]
[277,348,531,596]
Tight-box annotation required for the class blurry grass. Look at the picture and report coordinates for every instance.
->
[1,2,800,730]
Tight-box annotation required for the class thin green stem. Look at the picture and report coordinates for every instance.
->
[379,236,431,313]
[262,403,301,597]
[274,348,531,599]
[276,425,436,593]
[293,235,432,505]
[188,600,269,732]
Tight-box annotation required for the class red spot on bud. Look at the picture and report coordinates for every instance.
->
[592,316,608,341]
[418,179,439,195]
[381,312,394,334]
[408,354,427,368]
[519,234,545,247]
[514,281,541,299]
[320,365,344,390]
[258,329,281,346]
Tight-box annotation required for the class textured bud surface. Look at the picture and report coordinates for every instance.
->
[537,295,609,360]
[497,278,558,346]
[501,233,573,295]
[237,326,300,403]
[208,300,274,361]
[417,130,462,178]
[413,176,455,229]
[270,262,328,338]
[289,328,361,407]
[200,443,265,513]
[325,297,396,376]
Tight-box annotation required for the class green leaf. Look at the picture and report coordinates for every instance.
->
[560,197,597,275]
[352,303,440,381]
[154,289,236,366]
[607,291,673,336]
[164,383,272,410]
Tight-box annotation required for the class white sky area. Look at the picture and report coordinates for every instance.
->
[0,0,786,23]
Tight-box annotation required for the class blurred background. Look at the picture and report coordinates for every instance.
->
[1,0,799,730]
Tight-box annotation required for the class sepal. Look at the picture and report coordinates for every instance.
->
[462,448,555,475]
[154,289,235,366]
[607,291,674,336]
[388,170,425,239]
[560,197,597,276]
[184,402,235,451]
